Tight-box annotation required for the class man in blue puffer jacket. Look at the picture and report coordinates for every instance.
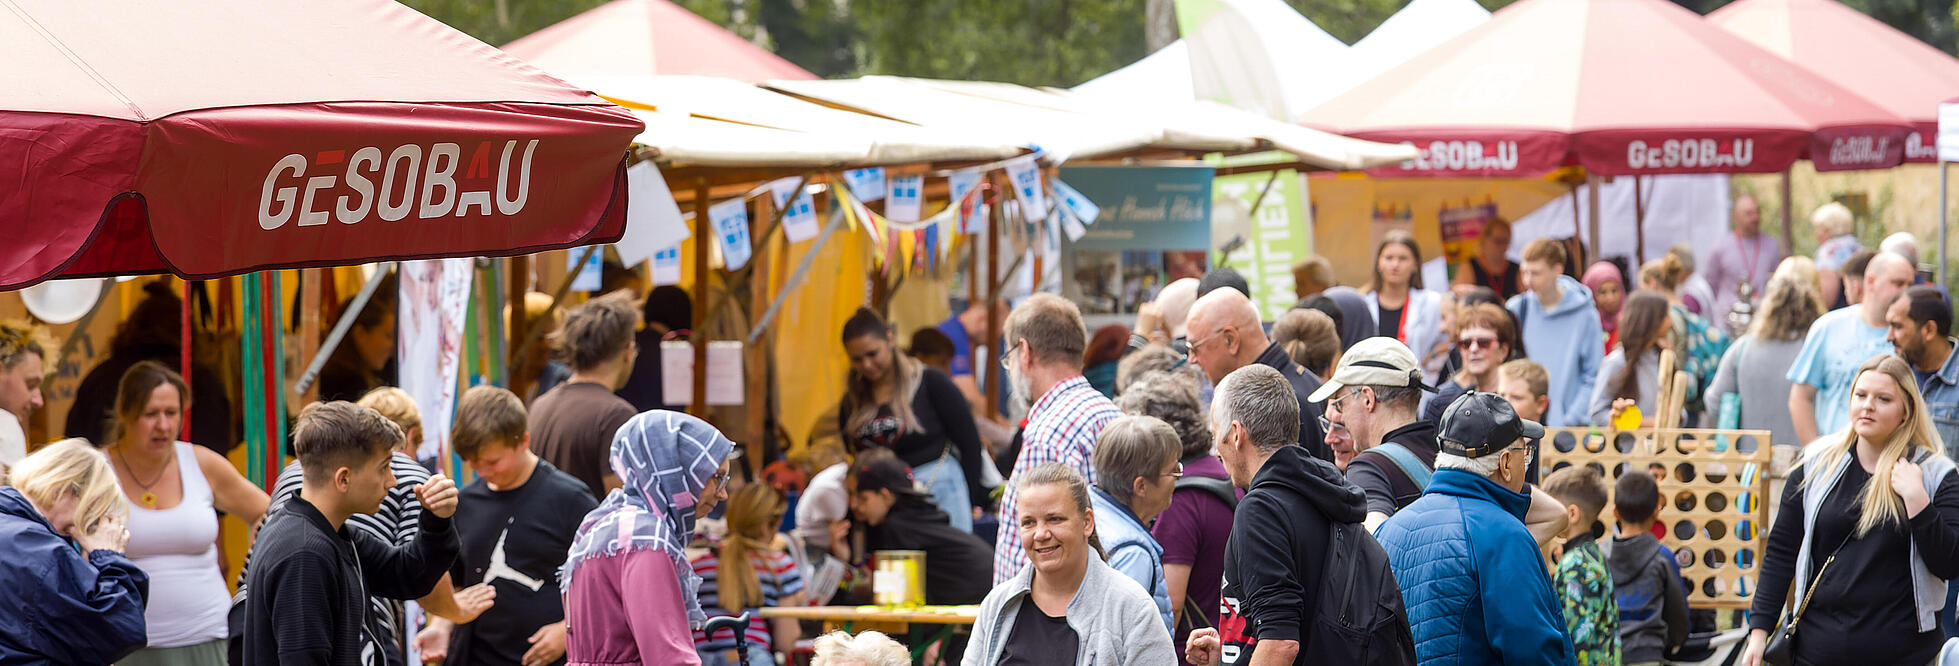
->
[1375,392,1576,666]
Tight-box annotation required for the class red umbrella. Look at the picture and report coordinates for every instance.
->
[1709,0,1959,163]
[501,0,818,83]
[1301,0,1914,177]
[0,0,643,291]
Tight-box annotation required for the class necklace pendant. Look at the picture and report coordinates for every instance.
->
[140,492,157,507]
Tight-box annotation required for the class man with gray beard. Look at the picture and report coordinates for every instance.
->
[991,294,1124,585]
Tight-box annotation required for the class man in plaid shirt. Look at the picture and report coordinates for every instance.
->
[993,294,1123,584]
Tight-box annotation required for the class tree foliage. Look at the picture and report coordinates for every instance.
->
[406,0,1958,87]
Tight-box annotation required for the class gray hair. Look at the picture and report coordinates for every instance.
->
[1117,372,1212,461]
[1364,384,1423,412]
[1882,232,1920,266]
[1213,365,1300,453]
[1117,343,1195,395]
[811,630,909,666]
[1005,294,1087,369]
[1433,452,1500,477]
[1093,416,1182,506]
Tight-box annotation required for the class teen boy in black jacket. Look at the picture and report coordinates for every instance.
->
[241,402,461,666]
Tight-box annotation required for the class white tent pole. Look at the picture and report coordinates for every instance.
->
[1927,161,1943,287]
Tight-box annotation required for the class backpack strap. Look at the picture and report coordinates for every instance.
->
[1371,442,1432,491]
[1174,474,1240,510]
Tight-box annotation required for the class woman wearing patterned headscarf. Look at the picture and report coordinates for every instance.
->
[562,411,736,666]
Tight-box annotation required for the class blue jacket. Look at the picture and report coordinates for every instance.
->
[1507,276,1602,427]
[0,487,150,664]
[1091,486,1172,633]
[1375,470,1576,666]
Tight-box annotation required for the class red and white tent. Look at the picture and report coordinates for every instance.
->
[0,0,643,291]
[1302,0,1914,178]
[502,0,818,83]
[1709,0,1959,164]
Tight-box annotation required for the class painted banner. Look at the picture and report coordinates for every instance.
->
[1214,166,1310,319]
[1055,165,1213,315]
[397,257,472,463]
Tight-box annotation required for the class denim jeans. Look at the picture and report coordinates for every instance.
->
[913,455,974,533]
[699,643,772,666]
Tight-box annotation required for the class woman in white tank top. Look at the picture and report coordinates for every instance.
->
[107,362,268,665]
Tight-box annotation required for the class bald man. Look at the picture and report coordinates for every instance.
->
[1185,289,1330,462]
[1788,251,1915,442]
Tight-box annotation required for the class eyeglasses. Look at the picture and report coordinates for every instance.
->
[998,340,1023,370]
[1457,336,1501,351]
[1187,327,1230,355]
[1327,386,1368,413]
[709,470,733,486]
[1160,462,1185,479]
[1318,416,1351,435]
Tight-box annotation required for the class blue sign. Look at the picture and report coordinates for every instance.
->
[1055,166,1212,251]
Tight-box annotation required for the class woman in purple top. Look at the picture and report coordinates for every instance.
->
[561,411,735,666]
[1118,371,1229,666]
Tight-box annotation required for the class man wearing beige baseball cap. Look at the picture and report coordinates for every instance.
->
[1308,337,1437,532]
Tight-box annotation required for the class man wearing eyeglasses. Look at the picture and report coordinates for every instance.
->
[1309,337,1437,533]
[1185,288,1331,463]
[1374,392,1577,666]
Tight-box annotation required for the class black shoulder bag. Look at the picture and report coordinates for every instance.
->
[1763,536,1851,666]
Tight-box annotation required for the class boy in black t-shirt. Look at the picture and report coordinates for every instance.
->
[414,387,599,666]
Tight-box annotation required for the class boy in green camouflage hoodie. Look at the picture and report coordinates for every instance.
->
[1544,466,1621,666]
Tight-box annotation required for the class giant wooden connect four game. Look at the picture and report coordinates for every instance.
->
[1538,427,1774,609]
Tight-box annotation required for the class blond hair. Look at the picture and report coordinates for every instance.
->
[1803,356,1945,537]
[1812,202,1856,238]
[717,483,787,609]
[811,630,909,666]
[0,320,52,371]
[357,387,421,442]
[9,439,127,536]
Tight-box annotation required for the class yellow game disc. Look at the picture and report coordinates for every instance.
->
[1613,405,1642,431]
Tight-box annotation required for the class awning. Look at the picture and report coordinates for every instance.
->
[0,0,643,291]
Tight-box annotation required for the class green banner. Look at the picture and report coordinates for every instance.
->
[1212,163,1311,320]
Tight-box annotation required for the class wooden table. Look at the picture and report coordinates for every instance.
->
[760,606,980,626]
[761,606,979,662]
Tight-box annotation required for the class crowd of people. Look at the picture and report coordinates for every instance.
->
[1,193,1958,666]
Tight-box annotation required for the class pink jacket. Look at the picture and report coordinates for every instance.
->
[564,551,700,666]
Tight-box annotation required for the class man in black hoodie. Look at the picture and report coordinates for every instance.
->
[242,402,461,666]
[846,449,994,605]
[1188,365,1378,666]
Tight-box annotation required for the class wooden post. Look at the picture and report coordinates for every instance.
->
[1634,176,1647,265]
[984,174,1005,418]
[506,256,534,397]
[297,269,321,406]
[692,179,711,418]
[744,196,773,475]
[1780,168,1796,253]
[1587,175,1604,262]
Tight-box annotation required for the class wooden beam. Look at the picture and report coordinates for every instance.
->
[692,179,711,418]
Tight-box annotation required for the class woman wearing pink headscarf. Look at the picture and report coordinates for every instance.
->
[1582,261,1626,353]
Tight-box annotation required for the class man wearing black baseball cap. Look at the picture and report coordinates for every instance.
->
[1374,392,1577,666]
[845,450,994,606]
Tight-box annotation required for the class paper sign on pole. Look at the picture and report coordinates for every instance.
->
[768,179,821,243]
[1050,178,1100,226]
[567,248,602,291]
[397,258,472,463]
[659,340,745,405]
[886,174,924,222]
[1004,157,1045,220]
[1941,103,1959,162]
[844,167,887,202]
[709,198,752,270]
[615,162,688,268]
[651,245,682,286]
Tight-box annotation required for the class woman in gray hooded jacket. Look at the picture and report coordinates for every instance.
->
[965,463,1175,665]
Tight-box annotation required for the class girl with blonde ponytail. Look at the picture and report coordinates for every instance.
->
[1742,355,1959,666]
[690,483,804,666]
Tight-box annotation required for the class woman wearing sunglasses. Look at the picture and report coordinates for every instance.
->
[1423,303,1520,424]
[1089,416,1185,634]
